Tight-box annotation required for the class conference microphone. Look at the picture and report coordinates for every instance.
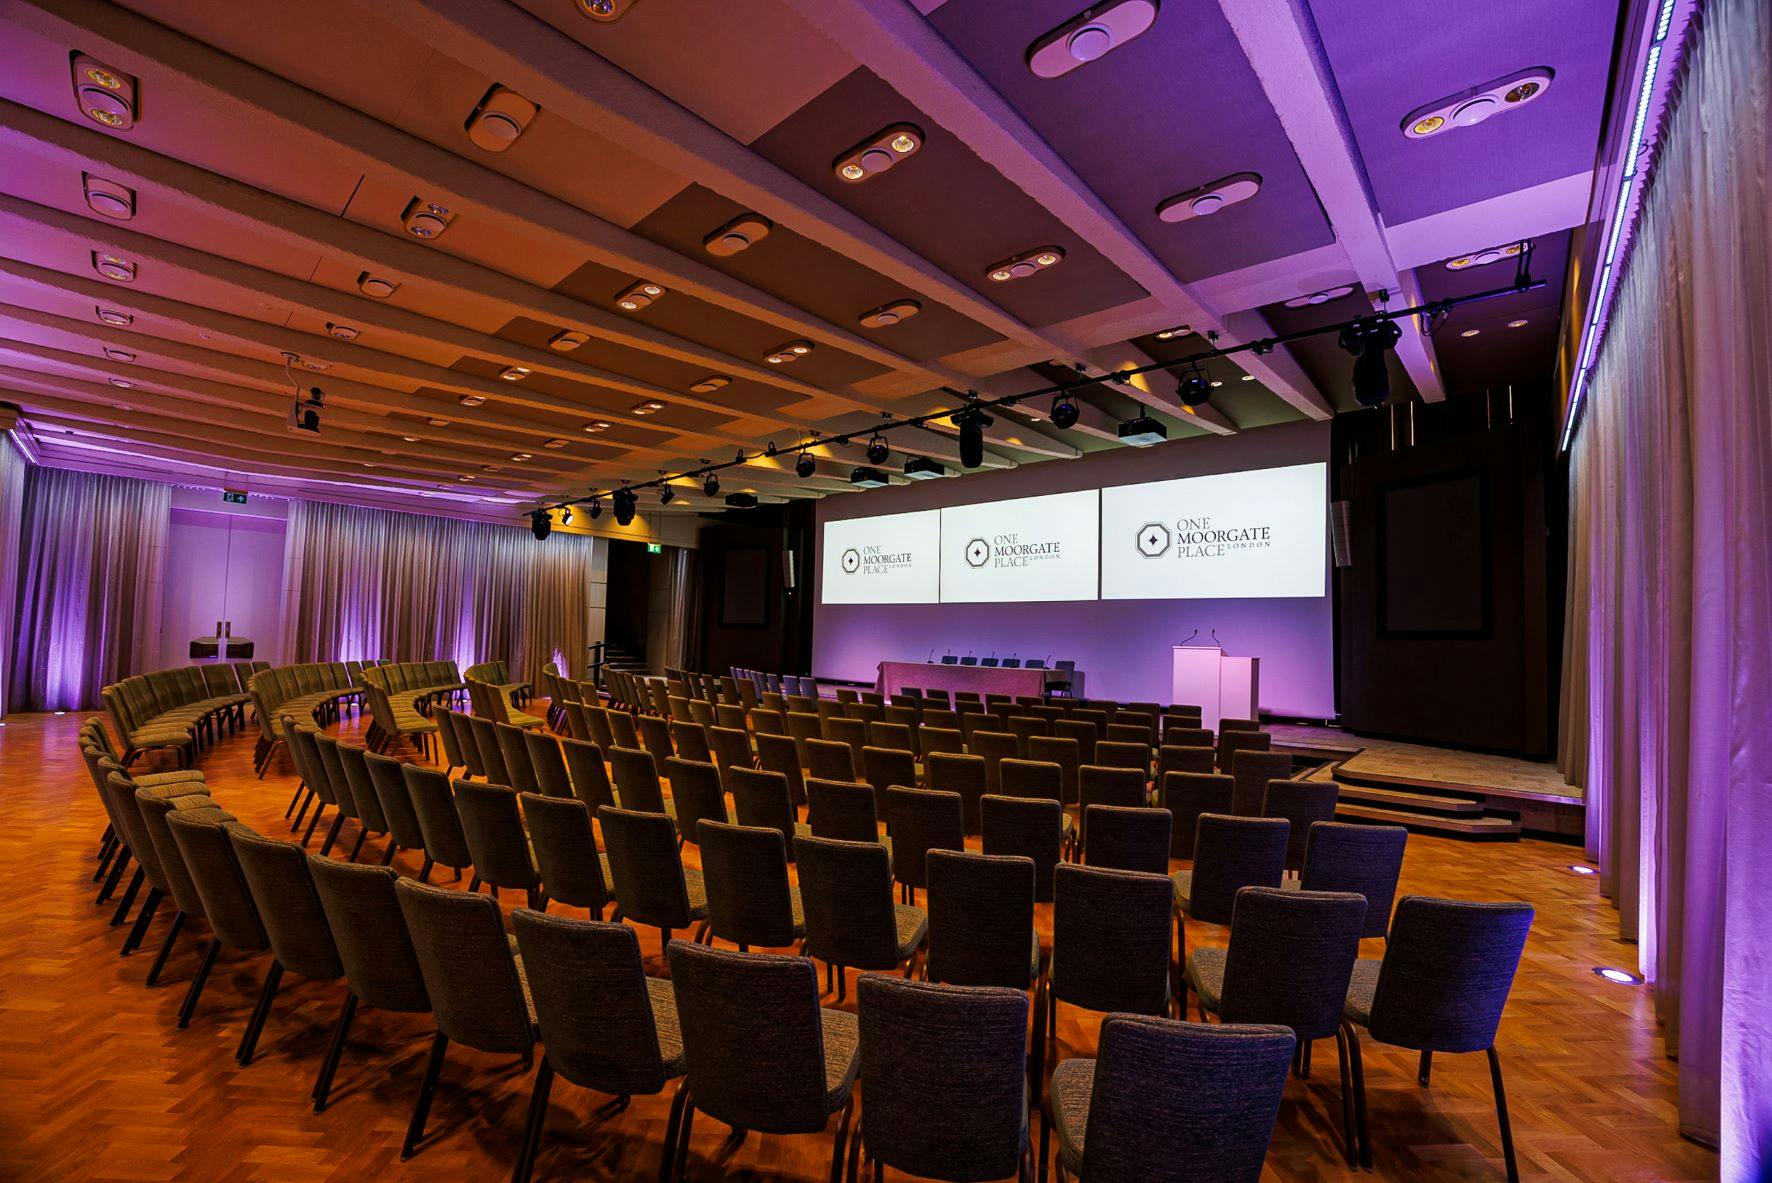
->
[928,648,935,662]
[1210,628,1225,654]
[1181,629,1198,645]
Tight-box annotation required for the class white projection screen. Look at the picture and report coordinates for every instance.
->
[820,508,941,604]
[1100,462,1328,600]
[939,489,1100,603]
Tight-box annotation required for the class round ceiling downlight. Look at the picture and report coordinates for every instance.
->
[1451,96,1500,127]
[1190,193,1226,216]
[1066,24,1113,62]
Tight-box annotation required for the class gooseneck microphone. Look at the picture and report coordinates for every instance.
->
[1181,629,1198,645]
[928,648,935,662]
[1209,628,1223,654]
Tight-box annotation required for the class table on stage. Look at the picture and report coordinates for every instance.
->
[874,660,1082,700]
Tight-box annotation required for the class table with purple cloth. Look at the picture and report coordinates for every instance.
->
[874,660,1080,699]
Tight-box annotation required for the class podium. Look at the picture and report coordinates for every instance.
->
[1171,645,1259,732]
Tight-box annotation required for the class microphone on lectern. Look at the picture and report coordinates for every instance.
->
[928,648,935,662]
[1210,628,1224,654]
[1180,629,1198,645]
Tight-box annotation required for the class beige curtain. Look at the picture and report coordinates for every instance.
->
[1558,0,1772,1165]
[0,433,28,715]
[8,465,169,711]
[279,498,592,681]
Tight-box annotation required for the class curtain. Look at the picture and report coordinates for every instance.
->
[8,466,170,711]
[1559,0,1772,1171]
[0,434,28,715]
[663,546,700,671]
[279,498,593,681]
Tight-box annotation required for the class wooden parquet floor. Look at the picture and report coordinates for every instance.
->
[0,710,1718,1182]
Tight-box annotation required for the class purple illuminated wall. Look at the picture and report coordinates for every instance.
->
[812,421,1335,716]
[157,490,288,671]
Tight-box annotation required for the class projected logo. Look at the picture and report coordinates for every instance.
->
[1136,523,1171,558]
[840,548,861,574]
[1138,515,1273,560]
[964,538,991,567]
[841,543,917,576]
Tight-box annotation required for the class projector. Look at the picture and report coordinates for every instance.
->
[723,492,759,509]
[286,385,325,434]
[902,455,948,480]
[849,466,890,489]
[1116,414,1168,447]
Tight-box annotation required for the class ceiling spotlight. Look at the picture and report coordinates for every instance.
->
[902,455,947,481]
[561,506,573,525]
[82,174,135,219]
[358,272,399,298]
[1153,325,1191,340]
[613,489,637,526]
[465,84,538,152]
[71,55,137,131]
[1283,285,1357,309]
[95,307,133,326]
[426,416,452,427]
[764,341,815,364]
[583,420,613,433]
[1240,374,1256,381]
[1177,370,1211,408]
[1460,328,1481,338]
[615,281,664,311]
[543,438,568,449]
[1338,317,1403,407]
[858,299,921,329]
[866,433,890,465]
[577,0,640,21]
[630,400,665,416]
[1509,319,1530,328]
[1445,242,1524,270]
[690,375,731,394]
[1156,173,1262,223]
[986,246,1065,283]
[702,472,721,498]
[102,347,135,362]
[588,496,603,520]
[1402,68,1554,140]
[402,198,454,239]
[1027,1,1157,78]
[510,452,533,462]
[954,406,992,469]
[703,213,772,257]
[499,365,532,381]
[849,466,889,489]
[795,451,817,479]
[326,322,361,341]
[92,252,136,282]
[660,484,675,505]
[529,509,553,540]
[1050,394,1081,429]
[833,124,924,183]
[458,394,487,407]
[549,329,590,351]
[108,378,134,389]
[1117,412,1168,447]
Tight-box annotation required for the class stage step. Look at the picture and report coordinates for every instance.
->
[1334,800,1521,838]
[1332,781,1486,815]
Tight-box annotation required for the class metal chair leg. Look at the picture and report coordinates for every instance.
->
[236,961,284,1065]
[511,1055,554,1183]
[146,911,186,986]
[1335,1024,1358,1166]
[110,867,144,926]
[1343,1020,1371,1169]
[660,1080,691,1183]
[97,847,131,904]
[829,1091,855,1183]
[312,992,358,1113]
[401,1031,449,1160]
[176,938,221,1029]
[120,887,163,956]
[1488,1046,1520,1183]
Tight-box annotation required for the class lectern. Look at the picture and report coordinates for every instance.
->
[1170,645,1259,732]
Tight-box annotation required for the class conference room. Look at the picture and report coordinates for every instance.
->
[0,0,1763,1180]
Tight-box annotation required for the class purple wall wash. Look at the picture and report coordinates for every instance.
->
[812,421,1335,716]
[157,491,289,671]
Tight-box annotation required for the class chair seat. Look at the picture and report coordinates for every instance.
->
[646,976,687,1074]
[1170,869,1193,912]
[1342,957,1382,1027]
[133,781,212,802]
[683,867,710,920]
[1048,1056,1096,1175]
[819,1007,861,1109]
[892,905,929,960]
[133,770,206,788]
[1184,947,1227,1014]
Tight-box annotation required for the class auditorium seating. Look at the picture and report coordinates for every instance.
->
[100,660,258,767]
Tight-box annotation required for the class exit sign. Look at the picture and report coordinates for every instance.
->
[222,490,248,505]
[646,543,663,554]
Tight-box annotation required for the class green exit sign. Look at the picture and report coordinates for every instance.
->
[222,490,248,505]
[646,543,663,554]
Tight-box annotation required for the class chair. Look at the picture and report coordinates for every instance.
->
[750,708,786,736]
[1041,1015,1294,1183]
[400,766,474,883]
[918,726,965,759]
[433,706,471,778]
[312,733,365,856]
[637,714,676,764]
[1077,765,1148,858]
[519,794,612,916]
[582,705,619,749]
[1081,805,1173,875]
[1231,750,1293,816]
[1053,719,1096,767]
[698,820,804,952]
[728,766,806,859]
[1026,736,1081,808]
[1159,772,1234,860]
[998,757,1063,804]
[1220,717,1263,732]
[670,721,712,764]
[1091,739,1149,775]
[466,714,511,785]
[1340,898,1535,1178]
[560,737,617,812]
[854,977,1032,1183]
[1262,780,1341,871]
[1172,814,1289,979]
[597,806,707,949]
[508,911,688,1183]
[306,857,433,1113]
[524,730,574,798]
[980,795,1066,904]
[807,778,884,845]
[1158,743,1216,780]
[445,709,487,779]
[886,786,964,905]
[495,721,541,793]
[455,781,545,907]
[786,711,824,762]
[227,828,345,1066]
[394,880,535,1160]
[924,849,1041,990]
[867,721,913,754]
[1163,726,1215,751]
[755,732,809,811]
[662,941,860,1181]
[1218,729,1273,775]
[793,835,927,997]
[1185,886,1368,1162]
[608,709,641,750]
[1104,722,1151,750]
[706,725,755,790]
[806,737,858,783]
[716,703,748,731]
[609,745,671,816]
[824,716,869,771]
[164,810,272,1031]
[925,751,989,836]
[861,745,917,822]
[1297,823,1408,938]
[665,758,729,847]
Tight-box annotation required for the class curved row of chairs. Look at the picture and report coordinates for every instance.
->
[465,659,532,707]
[101,661,261,768]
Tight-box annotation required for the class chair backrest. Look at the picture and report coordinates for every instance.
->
[1054,718,1097,766]
[609,745,668,814]
[1079,1016,1295,1183]
[1230,750,1293,816]
[698,820,799,949]
[996,757,1062,805]
[867,720,913,754]
[716,703,748,731]
[1261,780,1340,870]
[636,714,675,764]
[728,766,800,856]
[666,941,836,1132]
[1218,729,1273,775]
[442,710,485,779]
[313,734,360,819]
[792,835,903,971]
[925,751,989,835]
[228,827,343,982]
[453,781,539,891]
[524,730,574,798]
[1049,863,1172,1018]
[1158,743,1216,782]
[361,750,425,849]
[824,716,868,768]
[1079,765,1149,829]
[920,708,957,731]
[1163,726,1215,751]
[519,793,609,913]
[885,786,965,892]
[925,849,1037,988]
[1366,897,1534,1053]
[608,709,641,750]
[1005,715,1049,755]
[918,726,965,759]
[582,705,618,748]
[861,746,916,822]
[1160,771,1234,859]
[333,742,388,833]
[596,806,697,931]
[665,758,729,844]
[1082,805,1173,875]
[785,711,823,759]
[559,737,617,813]
[706,725,754,788]
[401,765,473,870]
[670,720,712,764]
[856,976,1030,1181]
[1092,739,1149,774]
[754,732,807,808]
[466,714,510,784]
[1186,814,1289,925]
[307,857,430,1013]
[511,910,673,1095]
[1025,736,1081,806]
[979,794,1064,904]
[806,777,881,844]
[1215,886,1367,1042]
[804,737,857,783]
[1219,717,1262,733]
[1299,822,1408,938]
[494,721,539,793]
[396,879,533,1055]
[165,811,269,952]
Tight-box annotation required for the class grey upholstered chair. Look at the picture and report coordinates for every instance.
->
[1080,805,1173,875]
[1230,750,1293,816]
[793,834,927,998]
[519,793,612,916]
[560,737,617,813]
[926,751,989,835]
[165,810,271,1031]
[805,736,858,783]
[1297,822,1408,938]
[495,721,541,793]
[1159,772,1233,860]
[1172,814,1289,980]
[1026,736,1082,808]
[524,729,574,798]
[807,777,885,845]
[861,745,917,823]
[597,805,707,949]
[924,849,1041,991]
[665,757,728,848]
[227,827,345,1066]
[697,820,804,951]
[755,732,809,811]
[1158,743,1216,780]
[1218,729,1273,777]
[706,725,755,790]
[885,786,964,905]
[400,766,474,883]
[917,726,965,759]
[609,745,672,816]
[1262,780,1341,872]
[980,794,1066,903]
[728,765,806,859]
[466,714,511,785]
[1076,765,1148,859]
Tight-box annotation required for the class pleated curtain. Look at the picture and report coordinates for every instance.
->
[0,434,29,715]
[1558,0,1772,1169]
[7,465,170,712]
[278,498,593,680]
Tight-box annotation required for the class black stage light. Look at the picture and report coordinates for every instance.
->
[795,451,817,478]
[702,472,721,497]
[660,485,675,505]
[1339,317,1402,407]
[1050,394,1080,429]
[588,496,603,521]
[529,509,552,540]
[1178,369,1211,408]
[866,433,890,464]
[613,489,636,526]
[955,408,991,469]
[561,506,573,525]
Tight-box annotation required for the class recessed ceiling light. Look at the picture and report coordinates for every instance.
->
[1460,328,1481,338]
[1284,285,1357,308]
[465,84,538,152]
[576,0,640,21]
[102,347,135,362]
[1154,325,1191,340]
[95,306,132,326]
[92,252,136,282]
[1508,319,1529,328]
[109,378,134,388]
[986,247,1065,283]
[459,474,476,482]
[631,400,665,415]
[703,213,772,257]
[499,366,532,381]
[82,174,135,220]
[1209,380,1223,388]
[764,341,815,364]
[401,198,454,239]
[358,272,398,298]
[326,322,360,340]
[401,435,419,442]
[543,438,568,448]
[615,281,663,312]
[1402,69,1554,140]
[1027,2,1157,78]
[510,452,533,462]
[1157,173,1262,223]
[690,375,731,393]
[1240,374,1256,381]
[583,420,613,432]
[427,417,452,427]
[71,55,137,131]
[859,300,921,329]
[458,394,486,407]
[833,124,924,183]
[1445,243,1524,270]
[549,329,590,351]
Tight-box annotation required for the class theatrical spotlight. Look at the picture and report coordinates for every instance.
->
[561,506,573,525]
[795,450,817,478]
[660,485,675,505]
[613,488,637,526]
[703,471,721,498]
[287,385,324,434]
[1338,316,1402,407]
[529,509,553,540]
[866,432,890,464]
[954,406,992,469]
[588,496,603,521]
[1050,393,1080,429]
[1177,368,1211,408]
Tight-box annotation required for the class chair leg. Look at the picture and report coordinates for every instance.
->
[1418,1049,1433,1086]
[146,910,186,986]
[347,828,369,863]
[97,846,131,904]
[312,992,358,1113]
[660,1080,691,1183]
[120,887,164,956]
[511,1055,554,1183]
[381,843,399,867]
[237,960,285,1065]
[110,867,144,926]
[1343,1021,1371,1169]
[176,938,221,1029]
[419,856,435,883]
[302,801,327,846]
[670,1094,697,1183]
[1334,1025,1358,1166]
[318,812,346,857]
[291,786,313,830]
[1487,1046,1520,1183]
[829,1091,855,1183]
[401,1031,449,1160]
[1038,1090,1052,1183]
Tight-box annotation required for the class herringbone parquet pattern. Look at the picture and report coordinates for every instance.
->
[0,710,1718,1182]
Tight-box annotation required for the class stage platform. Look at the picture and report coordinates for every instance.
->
[1268,724,1584,841]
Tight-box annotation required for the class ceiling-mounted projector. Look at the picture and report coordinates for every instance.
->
[1116,414,1168,447]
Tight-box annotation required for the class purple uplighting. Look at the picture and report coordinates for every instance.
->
[1569,864,1598,876]
[1594,967,1643,986]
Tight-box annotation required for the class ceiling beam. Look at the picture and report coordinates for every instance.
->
[1214,0,1446,402]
